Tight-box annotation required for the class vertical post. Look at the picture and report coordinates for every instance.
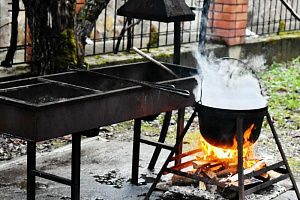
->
[173,22,181,65]
[175,108,185,165]
[27,141,36,200]
[236,116,245,200]
[174,21,182,165]
[267,113,300,199]
[132,118,141,184]
[71,133,81,200]
[126,18,132,52]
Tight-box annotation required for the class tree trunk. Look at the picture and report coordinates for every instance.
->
[76,0,110,65]
[22,0,77,75]
[20,0,110,75]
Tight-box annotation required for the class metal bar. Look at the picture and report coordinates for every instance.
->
[132,47,179,78]
[71,133,81,200]
[173,22,181,65]
[126,18,132,52]
[237,116,245,200]
[74,69,190,98]
[132,119,141,185]
[175,108,185,165]
[244,173,290,196]
[244,161,285,179]
[139,138,174,150]
[27,141,36,200]
[267,113,300,199]
[148,111,172,169]
[30,170,72,186]
[144,109,197,200]
[37,77,101,93]
[165,168,229,189]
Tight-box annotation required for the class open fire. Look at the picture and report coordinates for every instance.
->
[195,124,262,171]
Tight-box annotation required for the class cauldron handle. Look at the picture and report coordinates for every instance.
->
[214,57,263,95]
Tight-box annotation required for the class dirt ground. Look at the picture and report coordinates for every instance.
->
[0,135,299,200]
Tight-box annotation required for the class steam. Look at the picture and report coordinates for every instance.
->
[193,52,267,110]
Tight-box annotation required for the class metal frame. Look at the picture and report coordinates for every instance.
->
[143,109,300,200]
[27,133,81,200]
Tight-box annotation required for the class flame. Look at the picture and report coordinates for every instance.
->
[197,124,259,169]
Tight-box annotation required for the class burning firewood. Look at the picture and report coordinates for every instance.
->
[216,166,238,178]
[192,160,210,169]
[202,169,218,180]
[227,160,266,182]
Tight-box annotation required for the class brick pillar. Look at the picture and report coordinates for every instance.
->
[206,0,248,46]
[76,0,85,13]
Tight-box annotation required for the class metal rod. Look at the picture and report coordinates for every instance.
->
[237,116,245,200]
[27,141,36,200]
[75,69,190,98]
[30,170,72,186]
[173,22,181,65]
[132,47,180,79]
[280,0,300,21]
[71,133,81,200]
[148,111,172,169]
[139,138,174,150]
[132,118,141,185]
[175,108,185,165]
[144,109,197,200]
[267,113,300,199]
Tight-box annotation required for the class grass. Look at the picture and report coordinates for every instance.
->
[259,56,300,130]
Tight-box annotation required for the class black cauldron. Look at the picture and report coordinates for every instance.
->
[196,103,268,148]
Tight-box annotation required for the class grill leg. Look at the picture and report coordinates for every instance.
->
[27,141,36,200]
[132,119,141,185]
[71,133,81,200]
[148,111,172,169]
[175,108,185,165]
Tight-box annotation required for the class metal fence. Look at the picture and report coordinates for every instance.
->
[0,0,300,65]
[247,0,300,36]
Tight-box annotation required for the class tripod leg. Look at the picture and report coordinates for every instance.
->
[267,113,300,199]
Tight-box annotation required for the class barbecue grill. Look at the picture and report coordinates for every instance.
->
[0,61,198,199]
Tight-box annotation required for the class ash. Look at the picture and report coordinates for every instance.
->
[162,184,286,200]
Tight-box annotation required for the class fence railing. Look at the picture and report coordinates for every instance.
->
[247,0,300,36]
[0,0,300,66]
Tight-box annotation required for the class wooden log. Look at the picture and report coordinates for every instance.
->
[203,169,217,180]
[171,174,197,186]
[199,181,206,190]
[170,149,203,161]
[255,172,270,182]
[193,160,210,169]
[228,160,266,182]
[163,160,196,175]
[216,167,238,178]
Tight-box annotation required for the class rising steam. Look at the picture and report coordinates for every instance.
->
[193,52,267,110]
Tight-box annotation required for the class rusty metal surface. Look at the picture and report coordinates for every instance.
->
[117,0,195,22]
[0,62,197,142]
